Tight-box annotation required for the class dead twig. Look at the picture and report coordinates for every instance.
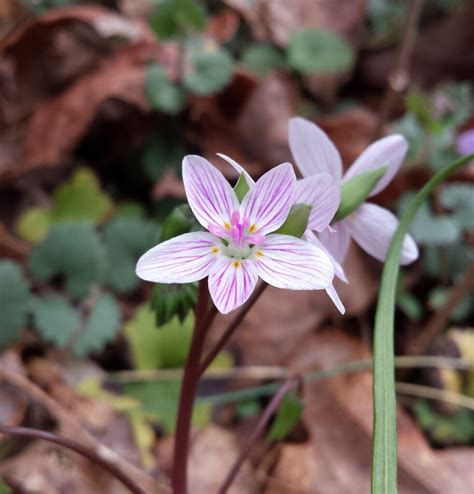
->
[373,0,425,139]
[407,259,474,356]
[0,367,169,494]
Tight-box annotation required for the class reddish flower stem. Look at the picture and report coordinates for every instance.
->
[198,282,268,376]
[172,280,212,494]
[0,425,145,494]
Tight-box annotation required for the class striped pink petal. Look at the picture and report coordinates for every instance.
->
[208,257,258,314]
[296,173,340,232]
[326,284,345,315]
[318,220,351,264]
[342,134,408,197]
[305,230,348,283]
[136,232,218,283]
[240,163,296,235]
[183,155,239,230]
[253,234,333,290]
[348,203,419,265]
[289,117,342,181]
[217,153,256,187]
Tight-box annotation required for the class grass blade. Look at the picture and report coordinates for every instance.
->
[371,153,474,494]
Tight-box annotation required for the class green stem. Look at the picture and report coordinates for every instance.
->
[371,152,474,494]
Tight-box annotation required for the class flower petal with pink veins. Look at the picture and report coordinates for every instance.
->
[289,117,343,180]
[253,234,333,290]
[240,163,296,235]
[136,232,219,283]
[318,220,351,264]
[208,257,258,314]
[217,153,256,187]
[183,155,239,230]
[342,134,408,197]
[348,203,419,265]
[296,173,340,232]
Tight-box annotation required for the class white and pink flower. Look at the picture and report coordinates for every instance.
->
[136,155,335,314]
[288,117,419,267]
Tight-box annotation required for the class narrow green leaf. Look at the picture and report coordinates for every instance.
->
[334,166,387,221]
[266,393,303,442]
[233,173,250,202]
[371,152,474,494]
[274,203,311,238]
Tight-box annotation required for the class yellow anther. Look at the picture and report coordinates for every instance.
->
[232,260,241,268]
[256,250,264,257]
[211,246,219,254]
[248,224,257,233]
[224,222,231,230]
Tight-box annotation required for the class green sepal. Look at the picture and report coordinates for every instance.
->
[334,166,387,221]
[160,204,197,242]
[234,173,250,202]
[274,203,311,238]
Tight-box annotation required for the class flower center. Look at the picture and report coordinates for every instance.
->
[209,210,265,259]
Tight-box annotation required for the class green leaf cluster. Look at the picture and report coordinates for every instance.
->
[28,223,105,299]
[241,43,286,78]
[150,0,206,39]
[414,399,474,446]
[104,217,160,294]
[16,168,113,244]
[396,83,472,170]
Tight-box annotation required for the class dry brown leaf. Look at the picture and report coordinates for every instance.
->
[206,8,241,43]
[0,5,159,183]
[275,329,474,494]
[226,0,366,46]
[359,3,474,89]
[0,440,130,494]
[188,72,296,175]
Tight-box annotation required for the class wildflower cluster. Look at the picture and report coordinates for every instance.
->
[136,117,418,314]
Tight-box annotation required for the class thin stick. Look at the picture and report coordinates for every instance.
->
[218,376,299,494]
[0,425,145,494]
[172,280,211,494]
[395,382,474,410]
[199,283,268,375]
[407,259,474,356]
[0,366,164,493]
[372,0,425,139]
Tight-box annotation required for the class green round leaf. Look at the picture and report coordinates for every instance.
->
[73,293,121,357]
[32,295,80,347]
[0,261,31,346]
[184,50,234,95]
[287,28,354,74]
[145,63,186,114]
[53,168,113,225]
[28,223,105,299]
[103,217,160,294]
[16,207,52,244]
[241,43,286,78]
